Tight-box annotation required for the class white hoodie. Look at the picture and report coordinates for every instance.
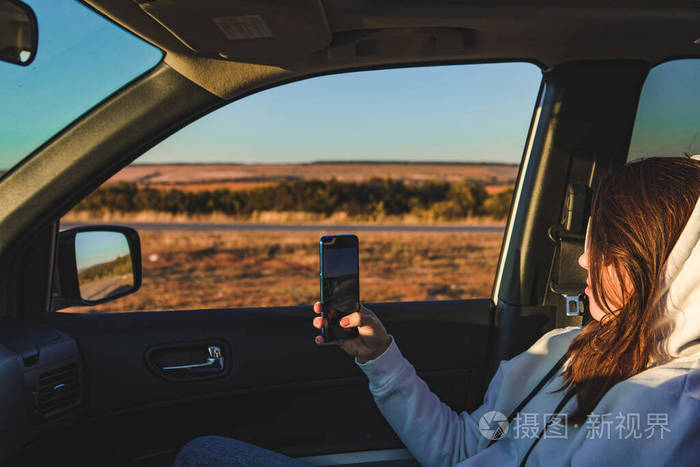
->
[358,193,700,466]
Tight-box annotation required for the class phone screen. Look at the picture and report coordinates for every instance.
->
[320,235,360,342]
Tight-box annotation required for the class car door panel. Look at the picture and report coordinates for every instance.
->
[31,299,492,463]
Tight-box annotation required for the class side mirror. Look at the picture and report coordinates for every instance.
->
[0,0,38,66]
[52,226,142,311]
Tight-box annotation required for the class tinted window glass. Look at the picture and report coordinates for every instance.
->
[628,59,700,161]
[0,0,163,176]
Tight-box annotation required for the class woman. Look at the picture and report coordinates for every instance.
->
[176,156,700,466]
[310,156,700,466]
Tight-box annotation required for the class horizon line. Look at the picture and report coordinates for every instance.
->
[128,160,520,167]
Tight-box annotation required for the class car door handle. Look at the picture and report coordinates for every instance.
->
[146,342,229,381]
[160,345,224,373]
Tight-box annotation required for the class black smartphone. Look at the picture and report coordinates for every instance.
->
[320,234,360,342]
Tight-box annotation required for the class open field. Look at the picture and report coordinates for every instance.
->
[61,230,502,313]
[60,162,509,313]
[62,210,508,225]
[139,181,514,195]
[65,163,517,224]
[108,162,519,190]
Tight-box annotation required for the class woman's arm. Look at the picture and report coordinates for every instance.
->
[358,337,500,466]
[312,302,507,466]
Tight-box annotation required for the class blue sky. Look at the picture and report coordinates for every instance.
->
[1,0,698,171]
[138,63,543,164]
[628,60,700,160]
[0,0,162,171]
[75,231,130,270]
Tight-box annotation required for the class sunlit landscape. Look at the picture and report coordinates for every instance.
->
[60,162,510,313]
[62,162,516,224]
[64,230,503,313]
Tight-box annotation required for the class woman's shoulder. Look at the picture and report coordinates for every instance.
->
[530,326,581,354]
[496,327,581,386]
[503,326,580,366]
[504,326,581,366]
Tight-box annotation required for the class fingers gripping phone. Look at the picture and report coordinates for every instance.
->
[320,234,360,342]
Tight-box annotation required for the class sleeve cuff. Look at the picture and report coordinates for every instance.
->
[356,336,408,386]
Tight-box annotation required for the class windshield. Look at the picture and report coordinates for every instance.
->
[0,0,163,177]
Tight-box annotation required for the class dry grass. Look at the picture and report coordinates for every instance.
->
[62,210,507,226]
[108,163,519,186]
[143,181,276,192]
[484,183,514,195]
[61,231,502,313]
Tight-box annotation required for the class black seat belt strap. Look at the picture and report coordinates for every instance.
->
[545,183,591,327]
[519,388,576,467]
[487,353,569,447]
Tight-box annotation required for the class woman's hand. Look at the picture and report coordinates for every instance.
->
[312,302,392,364]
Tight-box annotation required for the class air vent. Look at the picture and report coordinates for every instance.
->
[35,364,81,417]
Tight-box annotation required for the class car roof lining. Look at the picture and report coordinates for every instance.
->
[81,0,700,99]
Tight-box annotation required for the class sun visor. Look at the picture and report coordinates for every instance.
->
[135,0,331,60]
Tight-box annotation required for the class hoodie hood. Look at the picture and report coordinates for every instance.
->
[660,155,700,356]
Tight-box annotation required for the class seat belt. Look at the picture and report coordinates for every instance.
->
[518,388,576,467]
[545,183,590,327]
[487,354,568,447]
[486,354,575,466]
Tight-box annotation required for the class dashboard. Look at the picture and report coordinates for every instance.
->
[0,320,83,465]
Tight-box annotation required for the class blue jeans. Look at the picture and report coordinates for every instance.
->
[174,436,309,467]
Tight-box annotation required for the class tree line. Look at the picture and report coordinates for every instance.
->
[78,254,132,283]
[73,179,514,220]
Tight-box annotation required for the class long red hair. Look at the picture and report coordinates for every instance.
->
[561,156,700,424]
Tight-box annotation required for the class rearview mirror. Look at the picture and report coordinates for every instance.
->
[52,226,142,311]
[0,0,38,66]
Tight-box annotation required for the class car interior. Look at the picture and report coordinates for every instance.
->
[0,0,699,465]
